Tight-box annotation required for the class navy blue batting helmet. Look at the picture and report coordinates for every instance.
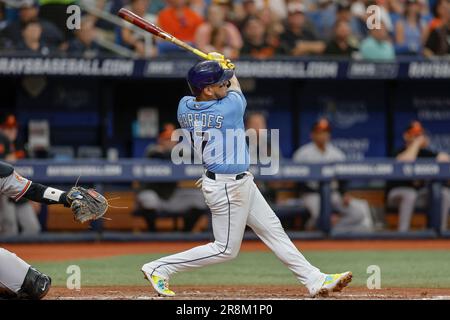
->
[187,60,234,96]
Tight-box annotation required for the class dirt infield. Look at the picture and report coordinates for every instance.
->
[3,239,450,262]
[46,286,450,300]
[3,240,450,300]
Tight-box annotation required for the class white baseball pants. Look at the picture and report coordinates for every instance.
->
[0,248,30,294]
[0,196,41,236]
[142,173,325,293]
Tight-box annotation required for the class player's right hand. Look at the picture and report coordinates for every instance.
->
[206,52,235,70]
[413,135,428,148]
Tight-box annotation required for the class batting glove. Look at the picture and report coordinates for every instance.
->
[206,52,235,70]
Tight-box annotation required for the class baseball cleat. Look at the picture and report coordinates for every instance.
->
[142,270,175,297]
[311,271,352,297]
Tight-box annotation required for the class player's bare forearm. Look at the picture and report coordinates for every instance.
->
[228,74,242,93]
[396,140,422,162]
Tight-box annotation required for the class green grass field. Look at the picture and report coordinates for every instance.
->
[31,250,450,288]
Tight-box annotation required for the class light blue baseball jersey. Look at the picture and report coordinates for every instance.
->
[177,90,249,174]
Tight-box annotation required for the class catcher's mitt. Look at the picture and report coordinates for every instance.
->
[66,186,108,223]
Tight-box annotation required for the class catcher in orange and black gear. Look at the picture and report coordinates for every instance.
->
[0,161,108,299]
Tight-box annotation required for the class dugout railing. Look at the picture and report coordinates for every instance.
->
[0,159,448,242]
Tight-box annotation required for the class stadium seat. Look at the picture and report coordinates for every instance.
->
[48,146,75,161]
[77,146,103,159]
[384,204,429,230]
[347,189,429,230]
[272,203,311,230]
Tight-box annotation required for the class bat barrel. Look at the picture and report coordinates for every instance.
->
[118,8,143,26]
[117,8,208,60]
[118,8,168,38]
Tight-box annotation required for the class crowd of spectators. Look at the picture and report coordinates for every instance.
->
[0,0,449,60]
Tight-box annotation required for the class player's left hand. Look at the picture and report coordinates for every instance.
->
[206,52,235,70]
[67,186,108,223]
[437,152,450,162]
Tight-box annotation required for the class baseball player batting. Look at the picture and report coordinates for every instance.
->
[0,161,108,299]
[141,54,352,297]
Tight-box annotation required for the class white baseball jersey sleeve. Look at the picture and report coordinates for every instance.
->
[0,167,32,201]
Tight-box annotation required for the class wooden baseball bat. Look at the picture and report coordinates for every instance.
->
[117,8,208,60]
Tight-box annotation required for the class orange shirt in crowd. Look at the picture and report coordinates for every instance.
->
[428,18,443,32]
[157,6,204,43]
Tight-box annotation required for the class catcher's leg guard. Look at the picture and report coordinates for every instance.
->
[17,267,51,300]
[0,288,17,300]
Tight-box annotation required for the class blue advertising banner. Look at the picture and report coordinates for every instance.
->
[393,82,450,154]
[9,159,450,182]
[243,80,293,158]
[297,81,387,159]
[1,56,450,80]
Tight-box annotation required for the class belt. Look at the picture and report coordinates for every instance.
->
[205,170,247,181]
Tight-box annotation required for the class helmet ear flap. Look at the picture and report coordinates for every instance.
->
[187,81,201,96]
